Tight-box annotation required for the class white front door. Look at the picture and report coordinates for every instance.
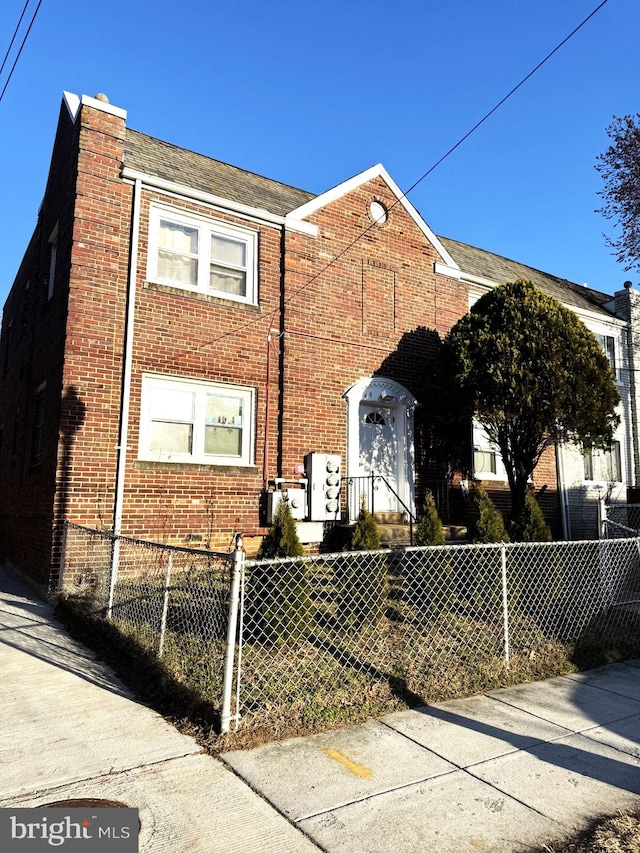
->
[344,377,416,521]
[359,403,401,512]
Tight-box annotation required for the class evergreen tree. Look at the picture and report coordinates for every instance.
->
[512,487,552,542]
[258,494,304,558]
[337,502,386,630]
[252,495,309,643]
[415,491,446,546]
[350,502,381,551]
[473,483,510,543]
[440,280,620,528]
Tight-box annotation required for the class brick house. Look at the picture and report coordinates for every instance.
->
[0,91,636,587]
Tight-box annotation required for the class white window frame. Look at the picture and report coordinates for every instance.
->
[138,374,255,466]
[47,223,59,301]
[147,204,258,305]
[472,422,508,481]
[593,330,617,380]
[583,439,623,485]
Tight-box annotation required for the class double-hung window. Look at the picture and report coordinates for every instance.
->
[148,205,257,304]
[139,374,255,466]
[583,440,622,484]
[472,422,505,480]
[594,332,617,379]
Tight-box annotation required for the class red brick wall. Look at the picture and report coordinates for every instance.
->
[114,190,282,551]
[0,99,562,585]
[280,176,468,487]
[0,100,83,585]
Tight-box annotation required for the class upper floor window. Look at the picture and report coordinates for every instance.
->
[138,373,255,466]
[594,332,616,378]
[147,205,257,304]
[583,440,622,484]
[47,223,59,301]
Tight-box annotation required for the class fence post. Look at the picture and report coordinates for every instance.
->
[158,551,173,658]
[221,535,244,734]
[107,535,120,619]
[597,497,607,539]
[501,543,510,666]
[370,472,376,516]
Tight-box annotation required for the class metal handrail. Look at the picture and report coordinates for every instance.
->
[345,473,416,545]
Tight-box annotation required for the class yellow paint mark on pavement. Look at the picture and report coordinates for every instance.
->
[323,747,372,779]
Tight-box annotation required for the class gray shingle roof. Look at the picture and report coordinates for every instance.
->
[123,128,315,217]
[439,236,615,318]
[121,129,618,322]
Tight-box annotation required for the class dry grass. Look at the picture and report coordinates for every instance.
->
[537,811,640,852]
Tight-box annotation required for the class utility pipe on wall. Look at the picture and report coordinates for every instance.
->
[107,177,141,617]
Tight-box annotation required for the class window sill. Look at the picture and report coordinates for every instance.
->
[135,459,260,475]
[144,281,260,311]
[473,473,508,483]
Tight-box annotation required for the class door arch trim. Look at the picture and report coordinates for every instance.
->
[343,377,417,518]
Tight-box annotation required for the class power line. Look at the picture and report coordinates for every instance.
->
[0,0,44,105]
[0,0,30,80]
[194,0,611,351]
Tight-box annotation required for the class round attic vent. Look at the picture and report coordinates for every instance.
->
[369,200,388,225]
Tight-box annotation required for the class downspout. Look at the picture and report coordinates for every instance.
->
[107,177,141,616]
[555,441,570,540]
[263,327,277,492]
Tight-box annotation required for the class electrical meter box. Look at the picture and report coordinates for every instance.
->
[306,453,342,521]
[266,488,307,523]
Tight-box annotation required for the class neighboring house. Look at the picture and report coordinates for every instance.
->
[0,90,636,588]
[439,237,636,539]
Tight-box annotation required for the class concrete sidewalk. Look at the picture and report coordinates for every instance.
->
[222,665,640,852]
[0,566,319,852]
[2,564,640,852]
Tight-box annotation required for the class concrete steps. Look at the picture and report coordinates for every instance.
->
[321,520,468,551]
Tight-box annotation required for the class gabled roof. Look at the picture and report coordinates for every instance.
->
[123,128,315,217]
[122,125,616,322]
[439,236,615,319]
[288,164,458,270]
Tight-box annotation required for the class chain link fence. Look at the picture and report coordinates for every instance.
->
[59,520,640,736]
[237,536,640,729]
[603,502,640,538]
[59,522,233,717]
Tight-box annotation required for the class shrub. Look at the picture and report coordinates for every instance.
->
[248,560,313,644]
[410,493,456,618]
[251,497,310,643]
[350,502,381,551]
[415,491,446,546]
[337,503,386,630]
[258,495,304,558]
[512,487,552,542]
[473,483,510,543]
[336,552,388,631]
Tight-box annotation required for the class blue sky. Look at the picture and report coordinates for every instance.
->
[1,0,639,309]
